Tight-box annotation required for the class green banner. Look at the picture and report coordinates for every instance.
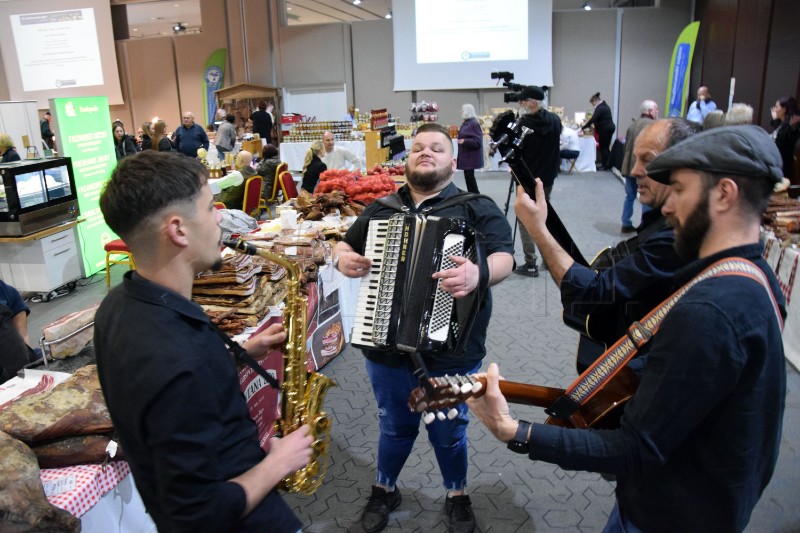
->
[665,21,700,118]
[50,96,118,276]
[203,49,227,126]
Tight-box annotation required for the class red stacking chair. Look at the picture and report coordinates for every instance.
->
[104,239,135,288]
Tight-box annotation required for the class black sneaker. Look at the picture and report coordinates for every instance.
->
[514,262,539,278]
[621,225,636,234]
[445,494,476,533]
[360,486,402,533]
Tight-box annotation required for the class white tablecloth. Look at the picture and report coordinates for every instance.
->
[280,141,367,172]
[559,136,597,173]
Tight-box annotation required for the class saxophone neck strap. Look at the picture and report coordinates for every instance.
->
[546,258,782,420]
[209,321,280,390]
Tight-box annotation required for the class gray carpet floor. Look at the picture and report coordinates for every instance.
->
[23,169,800,532]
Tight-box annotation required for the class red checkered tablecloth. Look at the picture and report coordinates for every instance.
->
[40,461,131,518]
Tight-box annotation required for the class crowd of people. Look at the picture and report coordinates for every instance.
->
[3,84,796,533]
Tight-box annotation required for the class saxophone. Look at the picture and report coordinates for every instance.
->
[224,239,336,494]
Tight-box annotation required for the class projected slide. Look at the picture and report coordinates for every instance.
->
[415,0,527,64]
[10,9,103,92]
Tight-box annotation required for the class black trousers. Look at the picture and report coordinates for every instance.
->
[462,169,480,193]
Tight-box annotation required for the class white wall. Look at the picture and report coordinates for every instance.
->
[287,2,692,133]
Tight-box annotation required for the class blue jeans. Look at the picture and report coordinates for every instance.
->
[365,358,481,491]
[602,502,645,533]
[621,176,651,227]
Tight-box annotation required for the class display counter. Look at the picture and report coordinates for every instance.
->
[0,220,83,295]
[763,233,800,371]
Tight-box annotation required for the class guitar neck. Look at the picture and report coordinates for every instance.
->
[495,379,565,408]
[509,161,589,267]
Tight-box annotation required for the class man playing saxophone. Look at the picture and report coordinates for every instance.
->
[94,151,313,532]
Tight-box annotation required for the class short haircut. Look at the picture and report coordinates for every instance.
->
[665,118,702,148]
[461,104,477,120]
[262,144,279,159]
[0,133,13,149]
[699,171,773,219]
[725,103,753,125]
[226,114,235,123]
[258,100,267,111]
[416,122,452,139]
[100,151,208,246]
[640,100,658,115]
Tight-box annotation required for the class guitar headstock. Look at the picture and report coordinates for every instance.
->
[408,374,488,424]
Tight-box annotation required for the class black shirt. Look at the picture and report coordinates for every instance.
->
[302,155,326,193]
[530,244,786,533]
[250,110,273,143]
[94,271,301,533]
[519,109,563,188]
[343,182,514,371]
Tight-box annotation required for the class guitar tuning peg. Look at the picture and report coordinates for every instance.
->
[423,412,436,425]
[471,382,483,394]
[459,383,472,394]
[447,408,458,420]
[436,411,446,421]
[415,401,428,412]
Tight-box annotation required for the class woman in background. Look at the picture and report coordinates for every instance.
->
[456,103,483,193]
[301,140,327,193]
[113,123,138,160]
[581,92,616,170]
[0,133,21,162]
[257,144,282,198]
[701,110,725,130]
[770,96,800,184]
[152,120,175,152]
[140,121,153,150]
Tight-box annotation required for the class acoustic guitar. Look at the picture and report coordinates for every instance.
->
[407,366,639,430]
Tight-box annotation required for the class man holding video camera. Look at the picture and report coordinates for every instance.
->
[513,85,562,277]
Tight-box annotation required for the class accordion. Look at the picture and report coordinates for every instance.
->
[352,213,486,356]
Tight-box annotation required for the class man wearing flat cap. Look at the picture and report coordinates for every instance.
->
[513,85,562,277]
[469,125,787,532]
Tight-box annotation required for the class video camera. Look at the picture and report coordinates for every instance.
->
[491,71,548,103]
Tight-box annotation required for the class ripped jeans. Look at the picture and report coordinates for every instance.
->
[365,358,481,491]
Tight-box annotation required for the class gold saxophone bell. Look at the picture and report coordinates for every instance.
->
[224,239,337,495]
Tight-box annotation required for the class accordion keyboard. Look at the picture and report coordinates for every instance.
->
[352,219,391,349]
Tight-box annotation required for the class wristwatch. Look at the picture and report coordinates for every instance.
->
[507,420,531,454]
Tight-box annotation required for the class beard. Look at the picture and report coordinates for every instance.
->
[671,193,711,261]
[406,164,452,193]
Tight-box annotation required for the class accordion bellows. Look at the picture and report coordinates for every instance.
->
[352,213,486,356]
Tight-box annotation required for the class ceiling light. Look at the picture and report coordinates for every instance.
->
[385,11,392,19]
[353,0,361,4]
[173,22,186,32]
[583,2,592,10]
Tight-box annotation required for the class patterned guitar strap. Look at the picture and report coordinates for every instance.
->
[546,258,785,420]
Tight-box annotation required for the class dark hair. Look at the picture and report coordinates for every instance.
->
[100,151,208,241]
[415,122,452,139]
[700,171,773,218]
[258,100,267,111]
[262,144,279,159]
[591,92,601,101]
[665,117,702,148]
[226,114,235,123]
[44,110,51,117]
[777,96,798,120]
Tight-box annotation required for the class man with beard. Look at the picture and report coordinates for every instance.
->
[469,125,786,533]
[94,151,313,532]
[516,118,699,371]
[334,123,514,533]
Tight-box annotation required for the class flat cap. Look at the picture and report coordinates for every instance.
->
[519,86,546,101]
[646,125,783,184]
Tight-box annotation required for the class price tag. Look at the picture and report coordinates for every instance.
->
[43,475,76,497]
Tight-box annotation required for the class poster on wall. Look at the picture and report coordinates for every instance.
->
[665,21,700,118]
[203,49,226,127]
[49,96,117,276]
